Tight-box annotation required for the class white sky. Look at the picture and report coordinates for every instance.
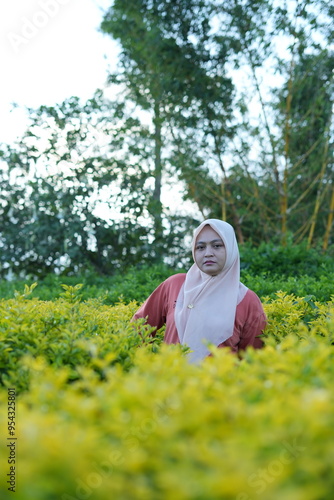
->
[0,0,119,144]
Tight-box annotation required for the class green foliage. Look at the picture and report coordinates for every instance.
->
[263,292,334,345]
[1,241,333,304]
[239,241,334,276]
[1,0,333,278]
[0,292,333,499]
[242,272,334,303]
[273,49,334,242]
[238,241,334,302]
[1,0,333,280]
[0,287,163,393]
[0,264,179,304]
[0,92,169,278]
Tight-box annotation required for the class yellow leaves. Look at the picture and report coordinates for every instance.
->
[0,293,334,498]
[13,282,38,299]
[262,292,333,346]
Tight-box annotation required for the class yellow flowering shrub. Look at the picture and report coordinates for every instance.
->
[0,286,333,499]
[262,292,334,345]
[0,285,162,392]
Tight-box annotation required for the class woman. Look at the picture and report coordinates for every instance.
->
[132,219,266,363]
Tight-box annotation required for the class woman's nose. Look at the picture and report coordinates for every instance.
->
[205,246,213,256]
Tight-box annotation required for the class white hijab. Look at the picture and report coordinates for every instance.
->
[174,219,248,363]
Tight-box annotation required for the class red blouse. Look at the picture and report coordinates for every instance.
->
[132,274,266,353]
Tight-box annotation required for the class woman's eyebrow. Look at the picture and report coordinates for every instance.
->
[196,239,224,245]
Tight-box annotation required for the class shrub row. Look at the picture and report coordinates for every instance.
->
[0,263,333,304]
[0,284,163,393]
[242,272,334,303]
[239,241,334,276]
[1,284,333,393]
[0,293,333,499]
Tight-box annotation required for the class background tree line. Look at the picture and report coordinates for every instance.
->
[0,0,333,278]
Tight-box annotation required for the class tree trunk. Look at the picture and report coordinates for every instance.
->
[152,98,163,244]
[308,128,330,247]
[323,185,334,251]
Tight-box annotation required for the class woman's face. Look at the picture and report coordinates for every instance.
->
[194,225,227,276]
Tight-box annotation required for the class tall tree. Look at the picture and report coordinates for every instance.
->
[1,0,332,280]
[171,0,334,246]
[100,0,236,248]
[275,50,334,245]
[0,94,159,277]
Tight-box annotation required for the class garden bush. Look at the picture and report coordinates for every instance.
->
[0,241,333,304]
[0,284,165,393]
[0,304,333,499]
[242,272,334,303]
[0,260,333,304]
[0,264,178,304]
[239,241,334,276]
[0,282,333,499]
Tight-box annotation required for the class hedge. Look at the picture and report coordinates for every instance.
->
[0,286,333,499]
[0,266,333,304]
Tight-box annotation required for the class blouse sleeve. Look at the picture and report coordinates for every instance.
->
[238,312,266,351]
[238,290,266,351]
[131,281,168,335]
